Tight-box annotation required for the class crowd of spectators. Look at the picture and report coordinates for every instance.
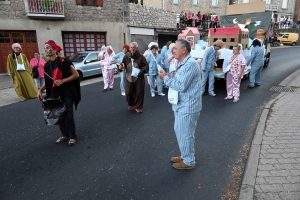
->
[179,11,220,30]
[271,17,299,29]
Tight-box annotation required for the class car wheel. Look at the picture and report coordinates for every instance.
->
[243,73,249,80]
[264,57,270,68]
[114,68,118,75]
[78,71,83,81]
[292,42,296,46]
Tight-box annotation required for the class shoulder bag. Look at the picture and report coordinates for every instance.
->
[150,53,163,71]
[15,53,26,71]
[224,55,239,73]
[32,59,40,78]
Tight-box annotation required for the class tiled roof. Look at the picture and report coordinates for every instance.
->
[209,27,239,35]
[186,27,200,35]
[178,30,192,36]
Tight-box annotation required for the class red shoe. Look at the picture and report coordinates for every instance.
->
[135,108,142,113]
[103,89,107,92]
[109,88,113,90]
[128,106,133,110]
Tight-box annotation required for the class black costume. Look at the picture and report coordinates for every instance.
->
[44,56,81,139]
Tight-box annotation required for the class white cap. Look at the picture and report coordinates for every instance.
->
[168,43,175,50]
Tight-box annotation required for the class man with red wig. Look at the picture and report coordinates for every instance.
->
[37,40,81,146]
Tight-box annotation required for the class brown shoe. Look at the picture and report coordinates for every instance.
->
[171,156,183,163]
[172,161,194,170]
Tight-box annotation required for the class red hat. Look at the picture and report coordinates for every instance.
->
[45,40,63,52]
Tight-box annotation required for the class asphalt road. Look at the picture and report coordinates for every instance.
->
[1,47,300,200]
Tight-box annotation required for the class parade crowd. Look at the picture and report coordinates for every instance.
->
[6,37,264,169]
[179,11,220,29]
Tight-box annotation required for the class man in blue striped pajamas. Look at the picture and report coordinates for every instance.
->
[201,40,223,96]
[158,39,202,170]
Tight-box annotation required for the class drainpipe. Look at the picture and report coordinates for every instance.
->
[163,0,164,9]
[122,0,125,44]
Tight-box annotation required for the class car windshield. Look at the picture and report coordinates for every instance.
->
[278,33,284,37]
[69,53,88,62]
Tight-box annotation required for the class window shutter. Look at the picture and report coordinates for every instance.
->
[96,0,103,6]
[76,0,82,5]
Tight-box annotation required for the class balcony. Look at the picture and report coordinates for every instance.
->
[26,0,65,20]
[265,4,278,11]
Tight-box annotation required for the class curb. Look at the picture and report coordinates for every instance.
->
[238,93,285,200]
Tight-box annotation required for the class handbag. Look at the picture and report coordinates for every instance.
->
[151,53,163,71]
[168,88,178,105]
[15,53,26,71]
[223,55,239,73]
[32,59,40,78]
[130,58,140,78]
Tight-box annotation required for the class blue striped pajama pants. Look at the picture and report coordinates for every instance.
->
[174,111,200,167]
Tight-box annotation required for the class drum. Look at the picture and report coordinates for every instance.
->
[42,97,66,126]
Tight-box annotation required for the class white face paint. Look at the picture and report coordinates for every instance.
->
[44,45,55,57]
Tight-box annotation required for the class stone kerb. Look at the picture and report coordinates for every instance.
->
[128,3,176,29]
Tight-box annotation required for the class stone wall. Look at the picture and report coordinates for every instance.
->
[0,0,176,29]
[0,0,27,19]
[128,3,177,28]
[143,0,161,9]
[0,0,127,22]
[160,0,227,16]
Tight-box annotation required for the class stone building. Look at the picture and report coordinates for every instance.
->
[0,0,177,73]
[228,0,297,23]
[143,0,227,16]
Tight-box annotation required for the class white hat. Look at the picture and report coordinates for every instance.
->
[168,43,175,50]
[101,45,106,51]
[148,42,155,48]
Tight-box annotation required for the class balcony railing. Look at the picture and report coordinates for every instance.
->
[265,4,278,11]
[26,0,65,19]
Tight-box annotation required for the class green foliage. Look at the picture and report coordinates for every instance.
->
[141,0,143,5]
[40,0,51,10]
[41,53,50,62]
[129,0,138,4]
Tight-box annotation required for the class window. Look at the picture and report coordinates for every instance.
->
[266,0,271,4]
[282,0,288,9]
[193,0,200,5]
[173,0,179,4]
[25,33,36,43]
[12,32,23,43]
[213,38,218,42]
[85,53,98,63]
[229,46,233,49]
[211,0,218,6]
[76,0,103,6]
[243,0,249,3]
[222,38,226,42]
[282,34,289,38]
[0,32,10,43]
[230,38,235,42]
[63,32,106,57]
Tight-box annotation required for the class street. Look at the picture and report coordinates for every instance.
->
[0,47,300,200]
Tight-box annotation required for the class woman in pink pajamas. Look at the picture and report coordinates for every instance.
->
[224,45,246,103]
[100,45,116,92]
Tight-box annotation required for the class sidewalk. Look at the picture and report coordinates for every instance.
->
[239,69,300,200]
[0,73,13,89]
